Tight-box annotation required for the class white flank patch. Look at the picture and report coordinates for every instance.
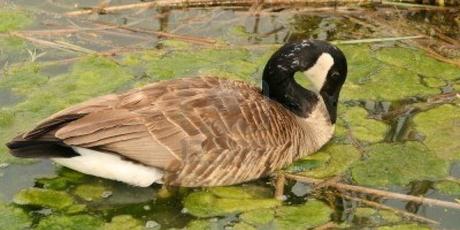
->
[303,53,334,92]
[51,147,164,187]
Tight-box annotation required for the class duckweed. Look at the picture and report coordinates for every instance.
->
[340,106,388,142]
[338,44,460,101]
[273,200,332,229]
[183,191,281,218]
[103,215,144,230]
[0,202,31,230]
[209,185,273,199]
[0,8,32,32]
[240,208,275,226]
[413,104,460,160]
[351,142,449,188]
[13,188,74,210]
[434,180,460,196]
[36,214,103,230]
[73,184,108,201]
[296,144,361,179]
[0,56,134,164]
[375,47,460,81]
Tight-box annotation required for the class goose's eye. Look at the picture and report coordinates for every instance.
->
[331,72,340,79]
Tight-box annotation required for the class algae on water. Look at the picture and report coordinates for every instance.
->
[351,142,449,188]
[0,202,31,230]
[413,104,460,160]
[183,191,281,218]
[273,200,332,230]
[339,106,388,142]
[13,188,75,210]
[36,214,103,230]
[0,8,32,32]
[295,144,360,179]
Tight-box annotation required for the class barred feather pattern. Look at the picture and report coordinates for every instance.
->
[19,76,333,187]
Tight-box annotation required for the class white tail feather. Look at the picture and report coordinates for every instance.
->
[51,147,163,187]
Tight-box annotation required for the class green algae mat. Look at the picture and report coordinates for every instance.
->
[0,1,459,229]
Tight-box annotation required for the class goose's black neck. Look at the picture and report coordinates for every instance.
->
[261,42,319,119]
[262,62,318,118]
[261,40,347,124]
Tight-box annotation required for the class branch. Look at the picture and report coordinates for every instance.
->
[284,173,460,210]
[64,0,376,16]
[342,194,439,225]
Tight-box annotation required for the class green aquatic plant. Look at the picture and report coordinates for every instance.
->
[209,185,273,199]
[413,104,460,160]
[434,180,460,196]
[339,106,388,142]
[183,191,281,218]
[73,184,108,202]
[0,202,31,230]
[295,144,361,179]
[375,47,459,81]
[13,188,75,210]
[353,207,401,224]
[239,208,275,226]
[351,142,449,188]
[103,215,144,230]
[338,44,459,101]
[36,214,103,230]
[273,200,332,230]
[0,56,134,164]
[0,7,32,32]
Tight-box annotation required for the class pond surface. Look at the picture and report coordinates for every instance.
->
[0,0,459,229]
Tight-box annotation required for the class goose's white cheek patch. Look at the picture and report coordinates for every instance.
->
[303,53,334,92]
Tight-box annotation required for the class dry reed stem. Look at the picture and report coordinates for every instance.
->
[11,32,96,54]
[274,173,286,200]
[313,222,338,230]
[284,173,460,210]
[342,194,439,225]
[64,0,376,16]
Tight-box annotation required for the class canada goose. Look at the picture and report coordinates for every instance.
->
[6,40,347,187]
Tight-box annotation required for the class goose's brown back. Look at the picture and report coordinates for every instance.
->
[9,76,327,186]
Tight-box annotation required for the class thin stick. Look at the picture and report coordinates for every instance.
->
[342,194,439,225]
[274,173,286,200]
[90,20,217,45]
[64,0,376,16]
[331,35,425,45]
[11,32,96,54]
[381,0,452,10]
[313,222,338,230]
[284,174,460,210]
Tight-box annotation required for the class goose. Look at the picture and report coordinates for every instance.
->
[6,40,347,187]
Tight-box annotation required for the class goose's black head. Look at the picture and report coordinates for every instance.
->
[262,39,347,123]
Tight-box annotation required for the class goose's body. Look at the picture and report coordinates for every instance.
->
[7,40,347,187]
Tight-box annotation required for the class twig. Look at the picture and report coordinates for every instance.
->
[342,194,439,225]
[90,20,218,45]
[313,222,338,230]
[274,173,286,200]
[10,32,96,54]
[64,0,377,16]
[284,174,460,210]
[381,0,454,10]
[331,35,425,45]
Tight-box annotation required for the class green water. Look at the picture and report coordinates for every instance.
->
[0,1,459,229]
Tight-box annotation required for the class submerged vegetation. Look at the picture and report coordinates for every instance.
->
[0,0,459,229]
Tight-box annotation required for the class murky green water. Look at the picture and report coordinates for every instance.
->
[0,1,459,229]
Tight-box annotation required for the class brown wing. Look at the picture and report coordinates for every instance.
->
[16,76,301,185]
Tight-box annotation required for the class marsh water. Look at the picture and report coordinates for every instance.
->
[0,0,459,229]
